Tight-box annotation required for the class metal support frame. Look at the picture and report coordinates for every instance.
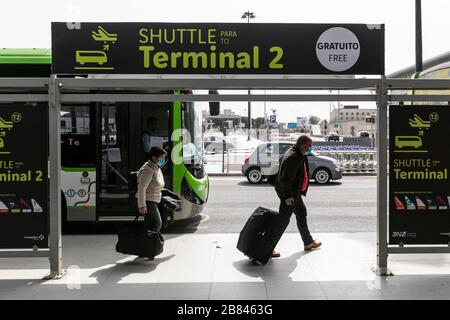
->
[54,77,381,90]
[48,75,64,279]
[375,76,391,276]
[0,250,50,258]
[247,89,251,141]
[59,94,378,103]
[57,76,450,276]
[1,76,450,279]
[388,246,450,254]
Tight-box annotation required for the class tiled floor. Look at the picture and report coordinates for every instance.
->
[0,233,449,300]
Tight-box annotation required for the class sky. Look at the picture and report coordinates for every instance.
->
[1,0,449,122]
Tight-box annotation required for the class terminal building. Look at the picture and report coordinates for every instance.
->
[328,105,377,137]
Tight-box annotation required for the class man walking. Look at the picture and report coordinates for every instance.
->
[273,135,322,257]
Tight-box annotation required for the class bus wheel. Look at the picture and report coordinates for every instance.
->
[61,191,68,232]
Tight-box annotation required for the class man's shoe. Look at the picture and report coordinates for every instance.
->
[304,240,322,251]
[271,251,281,258]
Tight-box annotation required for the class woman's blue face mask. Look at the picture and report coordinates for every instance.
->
[157,158,167,168]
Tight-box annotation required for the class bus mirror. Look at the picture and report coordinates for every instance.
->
[209,90,220,116]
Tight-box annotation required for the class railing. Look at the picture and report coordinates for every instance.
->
[204,148,254,173]
[315,150,377,173]
[204,148,378,174]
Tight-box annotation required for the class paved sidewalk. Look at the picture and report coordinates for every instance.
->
[0,233,449,300]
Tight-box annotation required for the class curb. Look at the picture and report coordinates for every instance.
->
[208,172,378,177]
[208,173,243,177]
[342,172,377,176]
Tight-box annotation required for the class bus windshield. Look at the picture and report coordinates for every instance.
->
[182,102,203,163]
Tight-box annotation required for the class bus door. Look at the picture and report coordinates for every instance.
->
[97,102,132,218]
[135,102,172,189]
[96,102,171,219]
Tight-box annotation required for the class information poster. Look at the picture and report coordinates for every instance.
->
[0,103,49,249]
[389,105,450,245]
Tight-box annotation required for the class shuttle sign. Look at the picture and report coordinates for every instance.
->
[0,103,49,249]
[389,106,450,245]
[52,22,384,75]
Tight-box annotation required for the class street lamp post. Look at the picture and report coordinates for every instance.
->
[337,90,341,135]
[415,0,423,73]
[265,89,269,141]
[242,11,255,141]
[371,115,374,149]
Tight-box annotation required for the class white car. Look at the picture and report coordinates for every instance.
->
[204,135,235,154]
[241,141,342,184]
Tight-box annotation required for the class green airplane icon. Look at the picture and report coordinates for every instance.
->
[92,26,118,43]
[0,117,13,130]
[409,114,431,128]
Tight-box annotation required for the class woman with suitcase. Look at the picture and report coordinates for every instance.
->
[136,146,167,231]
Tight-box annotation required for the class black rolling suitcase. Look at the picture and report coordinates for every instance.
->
[158,190,182,229]
[116,217,164,259]
[237,206,292,264]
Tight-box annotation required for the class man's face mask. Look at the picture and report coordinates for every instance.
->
[300,143,312,155]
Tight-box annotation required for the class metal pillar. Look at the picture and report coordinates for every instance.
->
[247,89,251,141]
[415,0,423,73]
[47,75,65,279]
[374,76,391,276]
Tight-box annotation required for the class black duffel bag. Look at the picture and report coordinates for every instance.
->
[116,217,164,259]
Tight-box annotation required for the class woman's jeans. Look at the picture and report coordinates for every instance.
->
[145,201,162,232]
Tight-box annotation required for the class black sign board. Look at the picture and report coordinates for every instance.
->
[389,106,450,245]
[52,22,384,75]
[0,103,49,249]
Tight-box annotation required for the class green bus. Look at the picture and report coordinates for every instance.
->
[0,48,210,230]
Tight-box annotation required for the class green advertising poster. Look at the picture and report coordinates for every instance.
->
[0,103,49,249]
[389,105,450,245]
[51,23,384,75]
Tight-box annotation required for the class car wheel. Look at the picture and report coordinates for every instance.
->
[314,168,331,184]
[246,167,262,184]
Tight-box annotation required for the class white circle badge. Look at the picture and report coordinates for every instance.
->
[316,27,360,72]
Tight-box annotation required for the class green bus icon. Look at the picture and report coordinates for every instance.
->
[76,50,107,65]
[395,136,422,149]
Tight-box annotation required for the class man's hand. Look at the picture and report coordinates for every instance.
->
[138,207,147,215]
[285,197,295,206]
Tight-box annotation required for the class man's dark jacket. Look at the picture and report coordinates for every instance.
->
[275,146,309,200]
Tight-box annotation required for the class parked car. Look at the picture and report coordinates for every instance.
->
[204,135,235,154]
[359,131,370,138]
[326,133,340,142]
[241,141,342,184]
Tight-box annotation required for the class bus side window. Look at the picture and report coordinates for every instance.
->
[61,105,95,168]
